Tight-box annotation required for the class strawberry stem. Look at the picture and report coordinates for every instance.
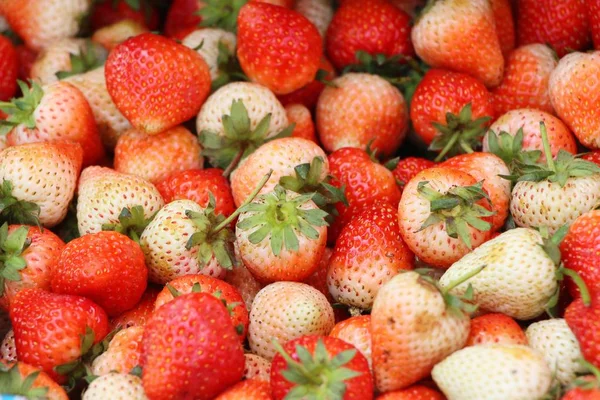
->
[540,122,556,172]
[562,268,591,307]
[441,264,485,295]
[222,145,246,178]
[433,132,460,162]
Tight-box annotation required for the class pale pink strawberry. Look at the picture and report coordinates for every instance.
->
[294,0,334,37]
[182,28,237,82]
[330,315,372,370]
[0,329,16,363]
[91,20,149,52]
[244,353,272,382]
[91,326,144,376]
[83,373,147,400]
[224,252,264,311]
[286,104,317,143]
[303,248,334,302]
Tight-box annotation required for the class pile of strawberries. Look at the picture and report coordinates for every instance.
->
[2,0,600,399]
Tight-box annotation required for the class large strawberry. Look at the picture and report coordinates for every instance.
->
[236,2,322,95]
[215,379,271,400]
[491,0,515,58]
[141,292,245,399]
[105,33,211,135]
[83,373,146,400]
[411,0,504,88]
[0,35,17,101]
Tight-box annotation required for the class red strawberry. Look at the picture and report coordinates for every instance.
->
[325,0,413,70]
[286,104,317,143]
[90,0,159,31]
[393,157,435,193]
[109,286,160,330]
[270,335,374,400]
[491,0,515,58]
[582,151,600,167]
[0,35,17,101]
[277,57,336,110]
[376,385,445,400]
[590,0,600,49]
[51,231,148,317]
[465,313,528,346]
[237,2,322,95]
[10,288,109,383]
[215,379,271,400]
[517,0,590,57]
[565,291,600,369]
[105,33,211,134]
[164,0,204,38]
[141,292,245,399]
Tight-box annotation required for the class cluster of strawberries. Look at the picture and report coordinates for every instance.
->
[1,0,600,399]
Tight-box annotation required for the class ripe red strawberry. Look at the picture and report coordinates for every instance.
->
[51,231,148,317]
[271,335,374,400]
[563,384,600,400]
[90,0,159,31]
[492,44,558,116]
[164,0,204,38]
[565,291,600,369]
[328,202,414,310]
[491,0,515,58]
[376,386,445,400]
[393,157,435,193]
[215,379,271,400]
[411,0,504,88]
[590,0,600,49]
[0,35,17,101]
[410,69,494,160]
[105,33,211,135]
[141,292,245,399]
[10,288,109,383]
[109,286,160,330]
[155,168,235,217]
[325,0,413,70]
[277,57,336,110]
[517,0,590,57]
[237,2,322,95]
[90,326,143,376]
[583,151,600,167]
[465,313,528,346]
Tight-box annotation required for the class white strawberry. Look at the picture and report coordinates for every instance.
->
[294,0,334,37]
[82,373,148,400]
[243,353,271,382]
[182,28,237,82]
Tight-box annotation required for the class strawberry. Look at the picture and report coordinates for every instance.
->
[327,202,414,310]
[164,0,204,38]
[0,81,104,166]
[549,51,600,149]
[302,247,333,301]
[330,315,372,370]
[526,318,585,386]
[0,141,82,227]
[371,270,472,392]
[76,166,164,236]
[491,0,515,58]
[237,2,322,95]
[0,35,17,101]
[215,379,271,400]
[244,353,272,382]
[141,292,245,399]
[225,261,264,310]
[90,0,159,31]
[562,382,600,400]
[591,0,600,49]
[15,45,37,82]
[105,33,211,135]
[9,288,109,383]
[109,286,160,330]
[114,126,204,184]
[271,335,373,399]
[411,0,504,88]
[565,289,600,369]
[294,0,334,37]
[248,282,335,360]
[154,274,249,342]
[392,157,435,193]
[582,151,600,167]
[317,73,408,157]
[277,57,336,110]
[441,152,511,232]
[181,28,237,85]
[485,108,577,163]
[465,313,527,347]
[83,372,147,400]
[517,0,590,57]
[398,167,493,269]
[492,44,558,116]
[0,0,91,51]
[91,20,149,52]
[51,231,148,316]
[0,329,15,363]
[64,66,132,150]
[376,386,445,400]
[0,362,68,400]
[155,168,235,217]
[439,228,559,320]
[0,224,65,310]
[325,0,413,70]
[432,344,552,399]
[286,104,317,143]
[90,326,144,376]
[409,69,494,160]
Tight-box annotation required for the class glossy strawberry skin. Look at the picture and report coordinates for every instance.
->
[0,35,18,101]
[277,57,336,110]
[326,0,413,70]
[237,2,323,95]
[565,294,600,369]
[90,0,159,30]
[110,286,161,331]
[9,289,109,383]
[393,157,436,193]
[465,313,528,346]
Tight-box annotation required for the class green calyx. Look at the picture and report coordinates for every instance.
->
[485,128,542,174]
[0,81,44,136]
[0,363,49,399]
[211,41,248,92]
[197,0,248,33]
[55,40,106,80]
[199,99,295,177]
[273,338,360,400]
[53,199,80,244]
[569,359,600,391]
[501,122,600,187]
[417,180,494,249]
[237,185,329,257]
[102,205,155,243]
[279,157,348,224]
[0,180,41,228]
[0,223,30,297]
[429,103,491,162]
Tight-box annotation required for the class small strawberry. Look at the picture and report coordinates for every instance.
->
[0,35,17,101]
[376,386,445,400]
[325,0,413,70]
[237,2,322,95]
[114,126,204,184]
[465,313,527,347]
[330,315,372,370]
[411,0,504,88]
[248,282,335,360]
[164,0,204,38]
[286,104,317,143]
[517,0,590,57]
[409,69,494,160]
[105,33,211,134]
[492,44,558,116]
[294,0,334,38]
[277,57,336,110]
[90,0,159,31]
[392,157,435,193]
[398,167,493,268]
[271,335,373,400]
[225,261,264,310]
[215,379,271,400]
[565,288,600,369]
[82,372,147,400]
[244,353,272,382]
[0,362,68,400]
[141,292,245,399]
[9,288,109,383]
[51,231,148,316]
[432,345,552,399]
[90,326,144,376]
[490,0,515,58]
[0,329,15,363]
[109,286,160,331]
[91,20,149,52]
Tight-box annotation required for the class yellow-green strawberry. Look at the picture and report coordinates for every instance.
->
[82,373,147,400]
